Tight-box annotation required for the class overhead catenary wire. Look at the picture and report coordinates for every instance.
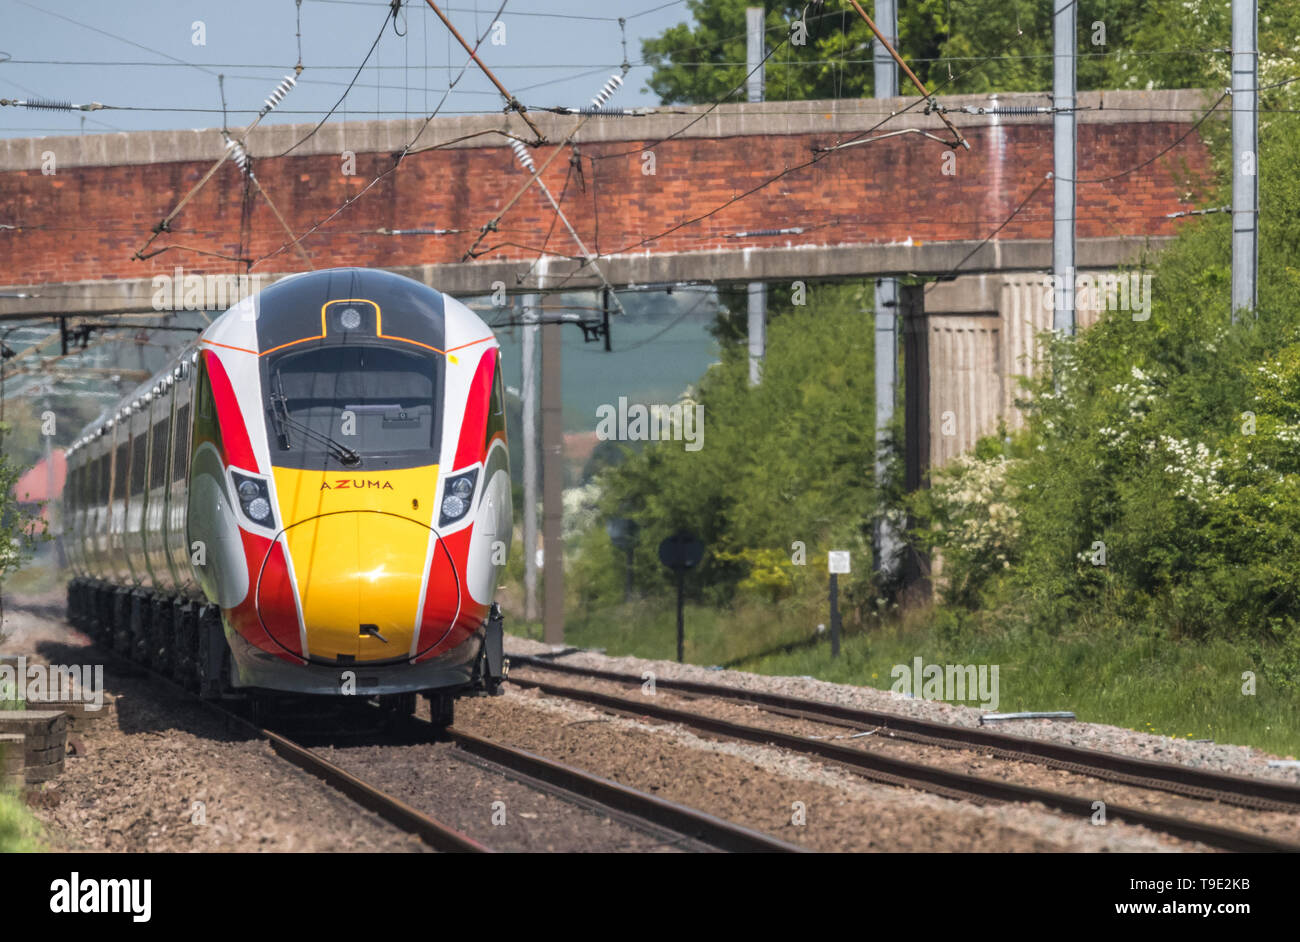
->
[133,70,303,261]
[421,0,544,142]
[459,63,636,262]
[303,0,684,20]
[274,2,395,156]
[7,0,1268,288]
[10,0,220,77]
[251,0,510,267]
[502,81,629,317]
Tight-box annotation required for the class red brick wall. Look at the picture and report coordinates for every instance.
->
[0,120,1212,286]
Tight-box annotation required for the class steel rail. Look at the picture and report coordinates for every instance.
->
[442,725,806,853]
[508,673,1300,854]
[260,726,490,853]
[508,655,1300,813]
[59,602,790,855]
[81,632,490,853]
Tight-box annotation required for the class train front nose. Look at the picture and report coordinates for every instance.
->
[265,510,452,662]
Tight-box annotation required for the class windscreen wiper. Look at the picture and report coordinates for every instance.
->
[268,372,293,450]
[270,371,362,466]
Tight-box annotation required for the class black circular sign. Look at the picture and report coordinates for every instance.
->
[658,530,705,571]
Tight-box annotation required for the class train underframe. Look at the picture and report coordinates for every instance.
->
[63,576,507,727]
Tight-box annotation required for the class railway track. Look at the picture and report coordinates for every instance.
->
[258,723,490,852]
[509,654,1300,812]
[436,723,804,852]
[43,615,802,853]
[86,644,492,853]
[269,716,803,853]
[506,658,1300,854]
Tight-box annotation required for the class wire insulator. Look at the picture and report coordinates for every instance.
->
[260,73,298,116]
[577,106,630,117]
[961,105,1049,116]
[590,73,623,109]
[510,138,536,174]
[225,136,252,176]
[22,98,73,112]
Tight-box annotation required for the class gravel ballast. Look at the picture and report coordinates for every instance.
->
[504,636,1300,784]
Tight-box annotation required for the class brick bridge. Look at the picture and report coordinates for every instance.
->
[0,87,1216,462]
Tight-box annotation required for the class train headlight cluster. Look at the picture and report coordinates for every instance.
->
[232,471,275,527]
[439,469,478,527]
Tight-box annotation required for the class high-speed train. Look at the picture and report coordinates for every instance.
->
[62,268,512,723]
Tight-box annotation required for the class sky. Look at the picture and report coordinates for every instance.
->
[0,0,696,139]
[0,0,724,431]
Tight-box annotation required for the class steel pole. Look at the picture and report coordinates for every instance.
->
[541,308,564,644]
[746,7,766,387]
[1231,0,1258,320]
[873,0,901,577]
[1052,0,1077,334]
[520,294,539,622]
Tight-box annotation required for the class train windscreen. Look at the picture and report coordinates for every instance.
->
[263,344,442,469]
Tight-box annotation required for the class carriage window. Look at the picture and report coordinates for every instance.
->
[197,367,214,420]
[172,404,190,482]
[150,420,170,489]
[113,443,129,499]
[130,433,147,496]
[67,465,78,511]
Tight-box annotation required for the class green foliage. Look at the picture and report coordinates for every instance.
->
[911,115,1300,671]
[742,614,1300,756]
[0,446,47,586]
[638,0,1300,106]
[571,282,878,611]
[0,790,42,853]
[910,452,1021,608]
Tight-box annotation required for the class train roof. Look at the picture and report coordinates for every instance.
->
[66,269,494,459]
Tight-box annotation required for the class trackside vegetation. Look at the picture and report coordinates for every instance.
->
[512,3,1300,757]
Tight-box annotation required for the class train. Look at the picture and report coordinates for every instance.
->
[61,268,512,724]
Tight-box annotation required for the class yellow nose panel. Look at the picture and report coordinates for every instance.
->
[282,510,438,660]
[272,465,440,662]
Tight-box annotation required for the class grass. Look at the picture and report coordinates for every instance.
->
[510,594,1300,758]
[0,739,41,852]
[510,593,828,668]
[0,791,43,852]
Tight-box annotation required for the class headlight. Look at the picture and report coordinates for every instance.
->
[439,469,478,527]
[246,497,272,522]
[232,471,275,528]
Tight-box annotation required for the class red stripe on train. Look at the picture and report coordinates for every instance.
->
[202,349,258,471]
[452,348,496,470]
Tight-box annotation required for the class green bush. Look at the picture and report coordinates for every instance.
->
[572,282,882,613]
[910,114,1300,683]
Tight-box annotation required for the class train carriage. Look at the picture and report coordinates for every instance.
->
[62,268,512,723]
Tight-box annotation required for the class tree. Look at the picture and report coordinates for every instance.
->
[640,1,1300,106]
